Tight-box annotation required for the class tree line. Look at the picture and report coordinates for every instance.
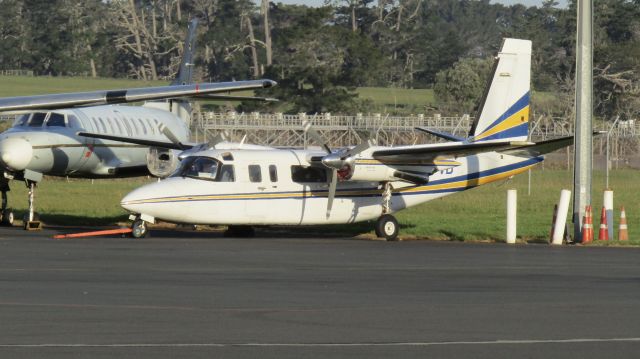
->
[0,0,638,119]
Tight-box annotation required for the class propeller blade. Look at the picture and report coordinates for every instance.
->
[159,124,186,150]
[343,137,373,159]
[326,169,338,218]
[210,131,229,148]
[302,120,331,154]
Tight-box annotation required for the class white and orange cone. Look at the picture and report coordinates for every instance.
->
[619,206,629,241]
[582,205,593,244]
[598,206,609,241]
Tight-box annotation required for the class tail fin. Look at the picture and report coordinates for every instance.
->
[171,18,198,86]
[468,38,532,143]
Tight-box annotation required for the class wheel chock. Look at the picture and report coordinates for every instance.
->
[25,221,42,231]
[53,228,133,239]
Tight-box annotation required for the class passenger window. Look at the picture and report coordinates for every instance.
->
[28,112,47,127]
[46,113,66,127]
[113,118,123,134]
[217,165,235,182]
[138,119,147,134]
[291,166,327,183]
[98,118,107,132]
[269,165,278,182]
[248,165,262,183]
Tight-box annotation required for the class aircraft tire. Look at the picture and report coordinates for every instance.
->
[1,209,14,226]
[375,214,399,241]
[131,219,148,239]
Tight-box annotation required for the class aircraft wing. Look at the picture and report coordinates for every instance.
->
[77,132,193,151]
[0,80,276,112]
[371,141,532,162]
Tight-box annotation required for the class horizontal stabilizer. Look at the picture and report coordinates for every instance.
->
[77,132,193,151]
[501,131,604,157]
[415,127,465,142]
[372,140,532,163]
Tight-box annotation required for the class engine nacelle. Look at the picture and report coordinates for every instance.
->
[346,164,398,182]
[146,147,179,178]
[345,164,429,184]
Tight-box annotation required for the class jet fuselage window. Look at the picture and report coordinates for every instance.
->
[291,166,327,183]
[46,113,66,127]
[248,165,262,183]
[138,119,147,135]
[28,113,47,127]
[269,165,278,182]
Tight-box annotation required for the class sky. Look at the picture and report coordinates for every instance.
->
[271,0,568,9]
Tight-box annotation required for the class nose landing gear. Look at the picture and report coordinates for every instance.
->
[131,218,148,238]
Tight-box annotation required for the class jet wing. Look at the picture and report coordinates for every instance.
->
[372,141,532,162]
[0,80,276,112]
[77,132,193,151]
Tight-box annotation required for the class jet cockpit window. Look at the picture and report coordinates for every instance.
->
[46,113,66,127]
[13,114,29,127]
[28,112,47,127]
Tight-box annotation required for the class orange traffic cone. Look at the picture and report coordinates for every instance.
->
[619,206,629,241]
[549,204,558,241]
[582,205,593,244]
[598,206,609,240]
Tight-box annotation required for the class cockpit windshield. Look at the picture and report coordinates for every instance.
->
[175,156,220,181]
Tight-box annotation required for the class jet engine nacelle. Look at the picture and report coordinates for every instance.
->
[146,147,179,178]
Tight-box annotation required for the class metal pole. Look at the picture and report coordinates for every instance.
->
[573,0,594,241]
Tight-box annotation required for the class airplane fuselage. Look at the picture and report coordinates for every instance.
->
[121,148,542,226]
[0,104,189,178]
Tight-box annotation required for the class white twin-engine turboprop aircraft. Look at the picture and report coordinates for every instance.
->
[99,38,574,240]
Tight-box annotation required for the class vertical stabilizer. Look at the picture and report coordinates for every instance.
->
[171,18,198,86]
[469,38,532,142]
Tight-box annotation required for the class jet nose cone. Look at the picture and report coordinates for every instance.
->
[0,137,33,171]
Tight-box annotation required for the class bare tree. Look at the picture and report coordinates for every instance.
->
[261,0,272,67]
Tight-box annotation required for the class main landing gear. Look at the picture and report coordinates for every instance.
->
[0,178,40,229]
[375,182,399,241]
[0,180,14,226]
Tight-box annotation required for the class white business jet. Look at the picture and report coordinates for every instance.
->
[102,38,574,240]
[0,19,276,229]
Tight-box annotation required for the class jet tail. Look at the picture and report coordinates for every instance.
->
[468,38,532,143]
[146,19,199,126]
[171,19,198,86]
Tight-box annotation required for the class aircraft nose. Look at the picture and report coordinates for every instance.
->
[0,137,33,171]
[121,181,164,214]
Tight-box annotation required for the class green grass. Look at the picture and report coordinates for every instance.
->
[0,75,167,97]
[5,170,640,244]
